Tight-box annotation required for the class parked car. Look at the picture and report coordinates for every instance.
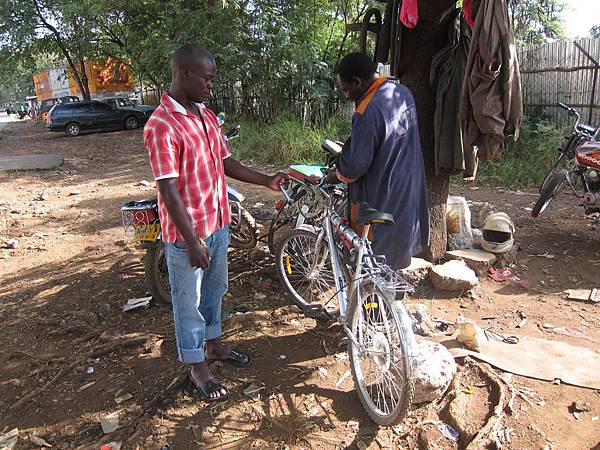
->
[46,100,148,136]
[102,97,156,115]
[41,96,80,121]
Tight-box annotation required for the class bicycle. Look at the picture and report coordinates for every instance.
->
[274,171,417,425]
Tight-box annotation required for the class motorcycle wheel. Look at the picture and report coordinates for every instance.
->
[229,205,258,250]
[532,169,568,218]
[540,152,566,194]
[267,206,296,255]
[145,242,172,304]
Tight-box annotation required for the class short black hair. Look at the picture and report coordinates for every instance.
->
[171,44,214,71]
[336,52,377,83]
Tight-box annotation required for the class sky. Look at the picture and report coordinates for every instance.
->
[562,0,600,38]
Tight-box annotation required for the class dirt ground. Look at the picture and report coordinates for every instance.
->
[0,115,599,450]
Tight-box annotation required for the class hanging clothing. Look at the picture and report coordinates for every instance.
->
[459,0,523,161]
[430,10,476,178]
[400,0,418,29]
[463,0,475,28]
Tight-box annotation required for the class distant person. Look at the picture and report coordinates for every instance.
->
[144,44,288,402]
[330,52,430,270]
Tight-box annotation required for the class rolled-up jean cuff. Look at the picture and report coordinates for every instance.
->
[205,323,222,341]
[178,347,206,364]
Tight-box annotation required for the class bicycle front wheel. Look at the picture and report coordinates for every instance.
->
[275,229,348,318]
[346,282,414,425]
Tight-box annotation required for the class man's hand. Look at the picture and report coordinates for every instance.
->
[325,168,339,184]
[187,240,210,269]
[265,172,289,191]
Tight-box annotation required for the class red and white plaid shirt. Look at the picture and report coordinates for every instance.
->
[144,92,231,243]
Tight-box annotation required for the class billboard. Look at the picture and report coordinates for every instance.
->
[33,59,134,101]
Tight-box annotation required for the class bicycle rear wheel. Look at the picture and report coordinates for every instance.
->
[346,282,414,425]
[275,229,348,319]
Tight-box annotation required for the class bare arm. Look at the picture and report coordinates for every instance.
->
[223,157,287,191]
[157,178,209,269]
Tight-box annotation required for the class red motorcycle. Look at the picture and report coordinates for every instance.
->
[532,103,600,217]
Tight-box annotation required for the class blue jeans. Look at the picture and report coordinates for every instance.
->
[164,225,229,364]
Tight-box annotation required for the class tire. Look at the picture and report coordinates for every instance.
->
[229,204,258,250]
[65,122,81,137]
[275,229,349,319]
[125,116,139,130]
[144,242,172,304]
[267,206,296,255]
[539,152,566,194]
[346,282,415,425]
[532,169,568,218]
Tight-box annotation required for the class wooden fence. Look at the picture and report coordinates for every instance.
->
[518,38,600,127]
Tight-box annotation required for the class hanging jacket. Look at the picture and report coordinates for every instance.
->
[459,0,523,161]
[430,10,477,178]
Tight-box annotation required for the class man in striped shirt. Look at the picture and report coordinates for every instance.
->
[144,44,287,401]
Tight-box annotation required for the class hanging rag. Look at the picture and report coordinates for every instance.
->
[463,0,475,28]
[459,0,523,161]
[400,0,418,29]
[430,10,477,178]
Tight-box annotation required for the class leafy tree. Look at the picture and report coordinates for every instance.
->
[0,0,98,99]
[508,0,566,45]
[590,24,600,38]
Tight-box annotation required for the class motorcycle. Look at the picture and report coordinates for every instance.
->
[532,102,600,218]
[121,124,258,304]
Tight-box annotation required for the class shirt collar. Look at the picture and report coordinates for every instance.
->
[356,77,386,115]
[160,91,205,117]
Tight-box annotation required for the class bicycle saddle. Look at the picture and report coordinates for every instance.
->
[356,202,394,226]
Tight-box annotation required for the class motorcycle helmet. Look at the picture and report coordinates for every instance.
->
[481,212,514,253]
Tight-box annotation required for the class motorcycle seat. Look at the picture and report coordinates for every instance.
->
[321,139,343,155]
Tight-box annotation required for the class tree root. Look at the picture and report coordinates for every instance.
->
[463,357,508,450]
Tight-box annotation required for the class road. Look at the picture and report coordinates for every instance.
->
[0,112,16,134]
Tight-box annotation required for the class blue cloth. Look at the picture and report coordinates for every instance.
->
[164,225,229,364]
[337,80,430,269]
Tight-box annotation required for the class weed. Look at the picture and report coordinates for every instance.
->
[456,116,567,188]
[229,115,350,166]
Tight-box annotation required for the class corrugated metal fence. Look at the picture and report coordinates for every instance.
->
[518,38,600,127]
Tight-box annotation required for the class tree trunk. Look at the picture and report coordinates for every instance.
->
[395,0,456,262]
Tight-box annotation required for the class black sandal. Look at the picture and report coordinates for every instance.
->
[186,375,229,402]
[208,348,251,368]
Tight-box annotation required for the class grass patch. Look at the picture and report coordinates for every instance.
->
[463,117,567,188]
[231,114,565,189]
[229,115,350,166]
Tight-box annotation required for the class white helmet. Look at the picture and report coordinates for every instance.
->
[481,212,514,253]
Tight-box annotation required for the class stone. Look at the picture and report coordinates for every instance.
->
[430,260,478,291]
[401,257,433,283]
[137,180,151,187]
[2,239,19,249]
[446,249,497,274]
[69,190,82,196]
[412,340,457,404]
[572,401,592,412]
[409,303,437,337]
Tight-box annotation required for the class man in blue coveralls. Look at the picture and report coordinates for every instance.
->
[330,52,430,270]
